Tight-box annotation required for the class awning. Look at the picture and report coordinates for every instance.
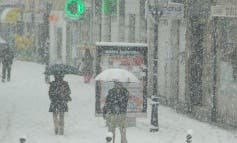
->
[0,8,20,24]
[77,45,96,50]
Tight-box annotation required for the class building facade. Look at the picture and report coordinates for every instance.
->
[46,0,237,128]
[48,0,93,66]
[209,0,237,127]
[158,0,237,128]
[145,0,237,128]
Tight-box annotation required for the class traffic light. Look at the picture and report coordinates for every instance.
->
[103,0,117,15]
[64,0,85,18]
[94,0,117,15]
[95,0,102,15]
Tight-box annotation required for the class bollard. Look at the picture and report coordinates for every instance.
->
[19,135,27,143]
[150,96,159,132]
[186,129,193,143]
[105,132,113,143]
[186,134,192,143]
[19,138,26,143]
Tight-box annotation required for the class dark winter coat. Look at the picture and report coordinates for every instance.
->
[103,87,129,115]
[1,48,14,66]
[81,55,93,75]
[48,80,71,112]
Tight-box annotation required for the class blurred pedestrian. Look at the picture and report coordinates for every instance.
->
[103,81,129,143]
[44,42,50,84]
[231,48,237,80]
[48,74,72,135]
[45,64,50,84]
[81,49,94,83]
[0,47,2,63]
[1,45,14,82]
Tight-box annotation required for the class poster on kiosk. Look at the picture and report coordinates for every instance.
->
[95,42,148,117]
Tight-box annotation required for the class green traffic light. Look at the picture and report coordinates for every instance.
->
[103,0,117,15]
[64,0,85,18]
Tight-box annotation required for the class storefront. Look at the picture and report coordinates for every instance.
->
[0,7,20,47]
[48,0,94,66]
[211,2,237,127]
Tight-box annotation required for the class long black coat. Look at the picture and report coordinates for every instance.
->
[1,48,14,66]
[103,87,129,115]
[48,80,71,112]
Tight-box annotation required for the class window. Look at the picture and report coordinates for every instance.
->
[128,14,136,42]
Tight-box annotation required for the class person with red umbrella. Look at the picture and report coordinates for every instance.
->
[81,49,94,83]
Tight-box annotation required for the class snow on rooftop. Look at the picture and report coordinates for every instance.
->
[96,42,147,47]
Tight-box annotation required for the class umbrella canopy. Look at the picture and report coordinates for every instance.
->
[44,64,80,75]
[0,36,6,44]
[95,68,140,83]
[0,0,22,5]
[0,8,20,24]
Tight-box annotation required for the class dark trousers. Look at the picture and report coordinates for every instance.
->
[2,64,11,82]
[53,112,64,135]
[106,114,127,143]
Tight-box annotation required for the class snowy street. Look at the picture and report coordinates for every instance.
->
[0,61,236,143]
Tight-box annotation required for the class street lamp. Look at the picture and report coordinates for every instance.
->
[41,0,52,64]
[146,0,163,132]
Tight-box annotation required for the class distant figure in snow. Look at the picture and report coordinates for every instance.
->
[231,48,237,80]
[1,45,14,82]
[45,62,50,84]
[103,81,129,143]
[81,49,94,83]
[48,74,72,135]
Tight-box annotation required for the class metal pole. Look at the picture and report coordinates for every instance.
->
[91,0,94,44]
[149,0,162,132]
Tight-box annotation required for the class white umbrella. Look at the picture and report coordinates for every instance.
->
[95,68,140,83]
[0,36,6,44]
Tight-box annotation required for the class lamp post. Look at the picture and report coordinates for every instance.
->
[146,0,163,132]
[44,0,52,64]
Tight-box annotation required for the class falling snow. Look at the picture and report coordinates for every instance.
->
[0,0,237,143]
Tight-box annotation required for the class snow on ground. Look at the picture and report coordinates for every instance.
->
[0,61,236,143]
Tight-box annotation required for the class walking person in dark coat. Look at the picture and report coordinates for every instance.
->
[103,81,129,143]
[1,45,14,82]
[231,48,237,80]
[48,74,72,135]
[81,49,94,83]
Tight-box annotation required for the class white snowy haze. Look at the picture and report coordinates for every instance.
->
[0,0,237,143]
[0,61,236,143]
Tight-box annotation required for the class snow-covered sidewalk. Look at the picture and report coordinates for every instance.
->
[0,61,236,143]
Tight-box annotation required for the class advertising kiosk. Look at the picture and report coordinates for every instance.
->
[95,42,148,119]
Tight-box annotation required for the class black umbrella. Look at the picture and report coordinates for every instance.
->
[44,64,80,75]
